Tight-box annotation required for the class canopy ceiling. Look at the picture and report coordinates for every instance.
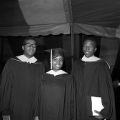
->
[0,0,120,37]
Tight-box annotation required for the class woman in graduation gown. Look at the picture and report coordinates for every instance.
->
[72,37,116,120]
[38,48,75,120]
[0,38,45,120]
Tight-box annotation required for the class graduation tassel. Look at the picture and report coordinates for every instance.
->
[50,49,52,70]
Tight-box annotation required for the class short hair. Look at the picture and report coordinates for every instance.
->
[83,36,97,48]
[23,37,36,45]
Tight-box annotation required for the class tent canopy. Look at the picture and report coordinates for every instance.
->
[0,0,120,37]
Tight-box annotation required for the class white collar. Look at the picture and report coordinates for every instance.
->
[82,55,100,62]
[46,70,67,76]
[17,55,37,63]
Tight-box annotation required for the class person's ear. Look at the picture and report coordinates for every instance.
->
[94,48,97,52]
[22,45,24,51]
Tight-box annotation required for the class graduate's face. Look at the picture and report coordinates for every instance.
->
[83,40,96,58]
[52,56,63,70]
[22,39,36,58]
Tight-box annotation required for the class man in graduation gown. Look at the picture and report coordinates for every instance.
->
[72,37,116,120]
[0,37,45,120]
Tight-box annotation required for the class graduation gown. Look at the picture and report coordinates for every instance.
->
[72,59,116,120]
[0,57,45,120]
[38,72,75,120]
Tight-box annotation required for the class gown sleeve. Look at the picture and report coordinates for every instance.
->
[64,75,76,120]
[0,60,12,115]
[99,62,116,120]
[70,77,76,120]
[32,63,45,117]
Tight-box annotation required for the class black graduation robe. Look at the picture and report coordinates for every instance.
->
[72,59,116,120]
[38,73,75,120]
[0,57,45,120]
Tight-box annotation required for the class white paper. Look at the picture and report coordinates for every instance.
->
[91,96,104,116]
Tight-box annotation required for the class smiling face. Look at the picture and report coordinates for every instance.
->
[22,39,36,58]
[52,55,63,71]
[83,39,97,58]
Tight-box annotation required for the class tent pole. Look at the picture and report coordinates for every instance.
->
[70,22,74,68]
[69,0,74,68]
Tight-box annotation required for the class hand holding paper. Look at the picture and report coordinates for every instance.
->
[91,96,104,116]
